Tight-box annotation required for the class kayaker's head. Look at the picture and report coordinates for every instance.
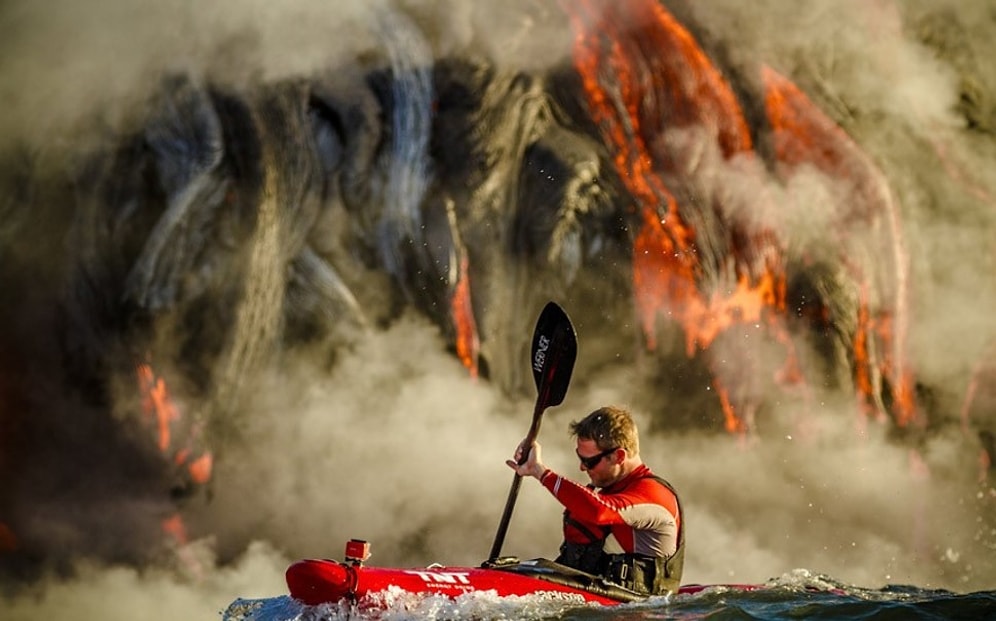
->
[570,406,642,488]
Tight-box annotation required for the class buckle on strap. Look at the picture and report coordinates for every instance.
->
[606,556,630,583]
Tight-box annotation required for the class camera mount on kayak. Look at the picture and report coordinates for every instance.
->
[344,539,371,566]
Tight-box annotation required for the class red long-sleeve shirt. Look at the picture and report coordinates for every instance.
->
[540,463,681,557]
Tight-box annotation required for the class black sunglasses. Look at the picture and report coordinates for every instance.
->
[577,447,618,469]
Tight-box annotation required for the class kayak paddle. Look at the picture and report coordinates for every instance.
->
[487,301,578,562]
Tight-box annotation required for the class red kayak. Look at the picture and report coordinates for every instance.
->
[286,539,762,607]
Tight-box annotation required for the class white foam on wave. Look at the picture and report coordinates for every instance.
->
[223,586,605,621]
[764,568,847,591]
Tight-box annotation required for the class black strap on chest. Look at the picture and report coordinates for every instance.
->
[556,509,611,573]
[639,474,685,594]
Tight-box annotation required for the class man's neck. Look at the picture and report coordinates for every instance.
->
[606,458,644,488]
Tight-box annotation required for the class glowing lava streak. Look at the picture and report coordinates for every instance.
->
[564,0,785,432]
[136,360,214,485]
[451,252,480,378]
[137,361,180,452]
[762,65,918,427]
[135,360,211,574]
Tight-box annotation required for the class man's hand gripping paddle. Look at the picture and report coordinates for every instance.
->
[487,301,577,563]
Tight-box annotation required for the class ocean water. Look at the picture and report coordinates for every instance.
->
[222,570,996,621]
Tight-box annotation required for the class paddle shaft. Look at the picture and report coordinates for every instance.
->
[488,399,547,561]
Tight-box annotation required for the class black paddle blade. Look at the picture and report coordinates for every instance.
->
[530,302,577,408]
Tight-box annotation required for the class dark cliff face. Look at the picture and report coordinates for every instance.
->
[0,0,994,582]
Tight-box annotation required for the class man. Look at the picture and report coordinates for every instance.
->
[507,405,684,595]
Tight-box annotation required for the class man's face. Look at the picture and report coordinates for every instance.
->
[575,437,622,488]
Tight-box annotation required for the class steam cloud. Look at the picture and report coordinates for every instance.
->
[2,0,995,619]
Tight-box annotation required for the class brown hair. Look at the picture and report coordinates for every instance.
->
[569,406,639,455]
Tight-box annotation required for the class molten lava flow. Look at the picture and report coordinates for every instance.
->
[161,512,189,545]
[566,0,758,349]
[567,0,752,158]
[851,286,885,423]
[631,206,698,353]
[451,252,480,378]
[136,360,214,485]
[564,0,798,433]
[713,382,747,435]
[762,64,918,427]
[175,449,214,486]
[135,359,213,552]
[137,361,179,452]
